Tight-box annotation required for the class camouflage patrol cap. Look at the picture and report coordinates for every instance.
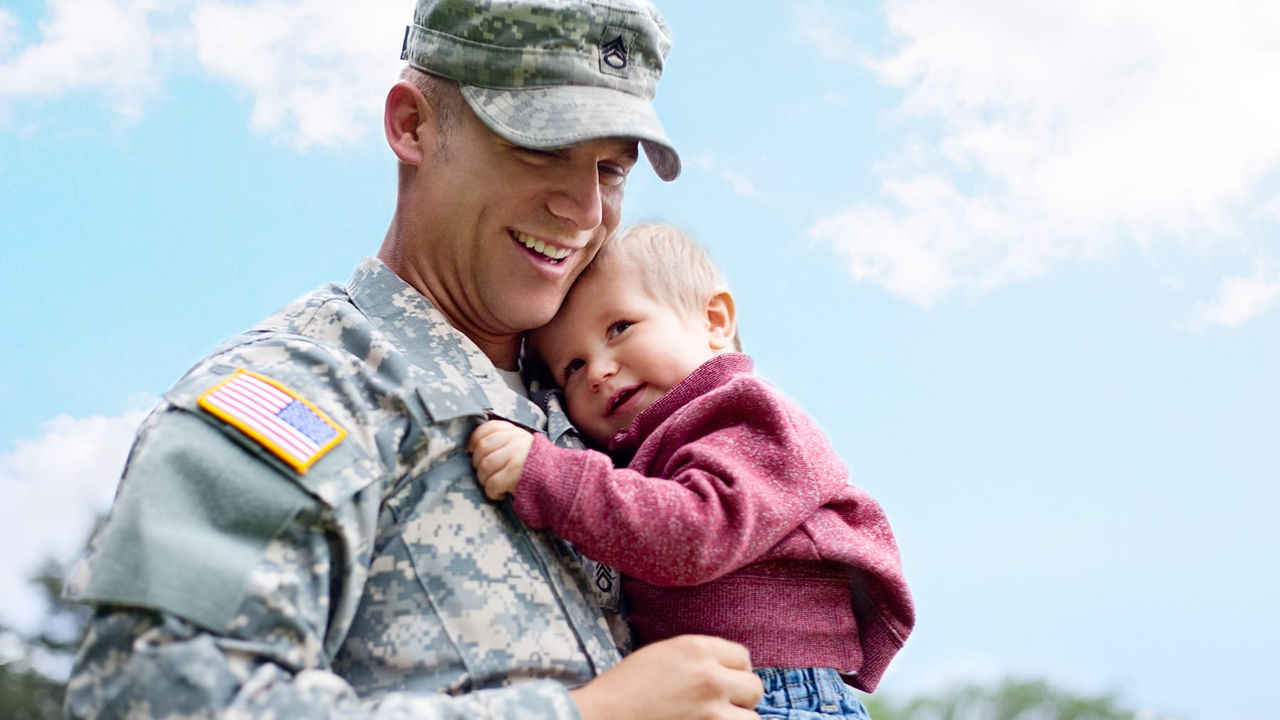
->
[401,0,680,181]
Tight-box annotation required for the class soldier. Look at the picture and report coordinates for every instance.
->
[62,1,765,718]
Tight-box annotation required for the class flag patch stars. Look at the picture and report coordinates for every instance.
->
[197,369,346,473]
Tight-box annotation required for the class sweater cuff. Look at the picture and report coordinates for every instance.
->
[513,434,589,530]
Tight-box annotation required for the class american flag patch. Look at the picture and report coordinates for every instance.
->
[197,369,346,473]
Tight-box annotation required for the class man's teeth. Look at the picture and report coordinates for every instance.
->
[513,231,570,261]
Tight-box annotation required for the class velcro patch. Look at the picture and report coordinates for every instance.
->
[197,369,345,473]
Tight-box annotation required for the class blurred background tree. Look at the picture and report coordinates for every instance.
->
[863,677,1166,720]
[0,559,90,720]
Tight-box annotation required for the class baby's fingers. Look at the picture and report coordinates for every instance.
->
[472,443,510,477]
[468,419,510,453]
[480,473,514,501]
[475,454,517,500]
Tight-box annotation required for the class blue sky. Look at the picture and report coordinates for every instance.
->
[2,1,1278,718]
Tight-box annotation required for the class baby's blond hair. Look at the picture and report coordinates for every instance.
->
[587,222,742,351]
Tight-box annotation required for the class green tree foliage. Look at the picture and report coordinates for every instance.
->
[0,559,92,720]
[863,677,1148,720]
[0,654,64,720]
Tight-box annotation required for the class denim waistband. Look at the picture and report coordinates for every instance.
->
[754,667,848,713]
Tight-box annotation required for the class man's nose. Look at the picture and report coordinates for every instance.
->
[547,163,604,231]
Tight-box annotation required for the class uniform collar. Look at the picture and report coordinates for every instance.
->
[346,257,545,431]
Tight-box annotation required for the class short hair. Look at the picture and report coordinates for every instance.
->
[399,65,465,140]
[588,222,742,351]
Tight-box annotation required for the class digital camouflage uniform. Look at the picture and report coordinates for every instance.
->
[65,258,623,719]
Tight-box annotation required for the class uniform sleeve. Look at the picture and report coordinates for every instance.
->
[64,338,585,720]
[512,379,840,587]
[63,604,576,717]
[66,555,579,720]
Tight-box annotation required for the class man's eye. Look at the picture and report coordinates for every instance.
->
[518,147,559,164]
[563,358,585,380]
[607,321,633,338]
[599,162,630,187]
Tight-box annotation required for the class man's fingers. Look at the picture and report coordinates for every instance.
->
[694,636,761,708]
[668,636,763,710]
[727,667,764,710]
[681,635,754,671]
[570,634,765,720]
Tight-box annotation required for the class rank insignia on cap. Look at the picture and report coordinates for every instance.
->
[600,35,628,70]
[197,369,346,473]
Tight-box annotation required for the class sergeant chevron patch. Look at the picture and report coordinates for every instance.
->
[197,369,345,473]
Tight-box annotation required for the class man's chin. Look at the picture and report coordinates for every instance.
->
[506,302,566,334]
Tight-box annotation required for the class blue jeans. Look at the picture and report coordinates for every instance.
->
[754,667,872,719]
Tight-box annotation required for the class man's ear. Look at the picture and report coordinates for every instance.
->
[384,80,438,166]
[705,290,737,352]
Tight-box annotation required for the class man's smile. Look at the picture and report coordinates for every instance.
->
[510,229,571,264]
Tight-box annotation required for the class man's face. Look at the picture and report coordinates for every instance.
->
[411,102,640,342]
[531,260,718,446]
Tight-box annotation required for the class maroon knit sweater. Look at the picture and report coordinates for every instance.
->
[514,353,914,691]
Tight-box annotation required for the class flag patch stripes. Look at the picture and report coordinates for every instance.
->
[197,369,346,473]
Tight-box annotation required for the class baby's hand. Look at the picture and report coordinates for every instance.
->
[467,419,534,500]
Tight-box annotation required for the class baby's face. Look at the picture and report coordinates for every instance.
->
[532,261,718,446]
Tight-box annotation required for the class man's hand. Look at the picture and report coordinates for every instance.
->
[570,635,763,720]
[467,419,534,500]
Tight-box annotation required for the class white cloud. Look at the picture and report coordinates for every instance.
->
[1192,264,1280,329]
[0,0,170,119]
[0,10,17,57]
[0,409,149,632]
[812,0,1280,309]
[811,174,1059,307]
[821,90,846,107]
[686,154,768,201]
[1261,192,1280,222]
[792,2,853,62]
[190,0,411,149]
[0,0,412,147]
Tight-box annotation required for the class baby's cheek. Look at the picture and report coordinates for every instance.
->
[564,392,588,427]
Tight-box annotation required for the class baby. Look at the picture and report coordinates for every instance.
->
[468,222,914,718]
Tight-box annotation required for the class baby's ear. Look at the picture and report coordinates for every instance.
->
[704,290,737,352]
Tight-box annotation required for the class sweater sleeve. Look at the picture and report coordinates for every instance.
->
[513,379,842,587]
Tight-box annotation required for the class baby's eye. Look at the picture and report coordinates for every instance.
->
[607,321,633,339]
[562,358,585,380]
